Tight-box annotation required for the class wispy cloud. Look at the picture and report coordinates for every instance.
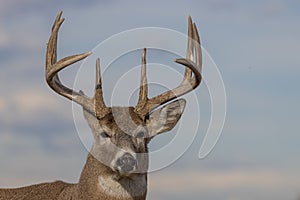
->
[0,89,72,124]
[0,1,299,200]
[148,168,300,200]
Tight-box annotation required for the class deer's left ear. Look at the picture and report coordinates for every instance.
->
[146,99,186,137]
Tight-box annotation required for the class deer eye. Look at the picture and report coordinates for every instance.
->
[100,132,110,138]
[136,131,145,138]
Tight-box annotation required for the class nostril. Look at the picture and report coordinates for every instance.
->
[116,157,123,166]
[122,154,136,166]
[126,156,136,167]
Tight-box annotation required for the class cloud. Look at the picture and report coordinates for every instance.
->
[150,169,290,190]
[0,2,299,200]
[0,88,73,125]
[0,0,102,18]
[148,168,300,199]
[0,129,87,187]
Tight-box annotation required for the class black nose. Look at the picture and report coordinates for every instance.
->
[116,153,137,173]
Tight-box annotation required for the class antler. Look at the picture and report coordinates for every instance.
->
[135,16,202,116]
[46,12,201,119]
[46,11,110,118]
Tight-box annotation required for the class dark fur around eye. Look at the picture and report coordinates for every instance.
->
[100,132,110,138]
[136,131,145,138]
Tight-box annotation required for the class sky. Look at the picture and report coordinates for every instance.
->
[0,0,300,200]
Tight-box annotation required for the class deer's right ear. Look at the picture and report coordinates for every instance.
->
[146,99,186,137]
[83,109,101,131]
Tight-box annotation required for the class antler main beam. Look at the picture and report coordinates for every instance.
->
[135,16,202,116]
[46,11,111,118]
[46,11,202,119]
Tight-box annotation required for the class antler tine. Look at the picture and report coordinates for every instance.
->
[135,48,148,112]
[136,16,202,116]
[46,11,95,115]
[94,58,110,118]
[183,16,194,80]
[46,11,63,70]
[193,22,202,73]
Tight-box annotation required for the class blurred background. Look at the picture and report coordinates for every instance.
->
[0,0,299,199]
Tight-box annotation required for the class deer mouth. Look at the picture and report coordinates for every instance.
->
[113,168,136,180]
[112,171,145,182]
[111,165,139,180]
[111,171,136,181]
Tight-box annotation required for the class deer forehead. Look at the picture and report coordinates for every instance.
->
[98,107,146,134]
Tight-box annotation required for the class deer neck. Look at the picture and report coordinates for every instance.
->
[78,154,147,200]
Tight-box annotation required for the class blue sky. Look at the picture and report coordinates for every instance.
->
[0,0,300,199]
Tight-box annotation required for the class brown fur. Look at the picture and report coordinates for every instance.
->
[0,154,146,200]
[0,101,185,200]
[1,11,202,200]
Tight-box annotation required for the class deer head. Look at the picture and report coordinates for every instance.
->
[46,11,202,180]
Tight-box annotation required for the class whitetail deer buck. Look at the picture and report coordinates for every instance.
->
[0,11,202,200]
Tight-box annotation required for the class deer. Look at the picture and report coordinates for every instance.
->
[0,11,202,200]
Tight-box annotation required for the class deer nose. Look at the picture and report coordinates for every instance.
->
[116,153,137,174]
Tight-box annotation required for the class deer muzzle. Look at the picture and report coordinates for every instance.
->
[115,153,137,176]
